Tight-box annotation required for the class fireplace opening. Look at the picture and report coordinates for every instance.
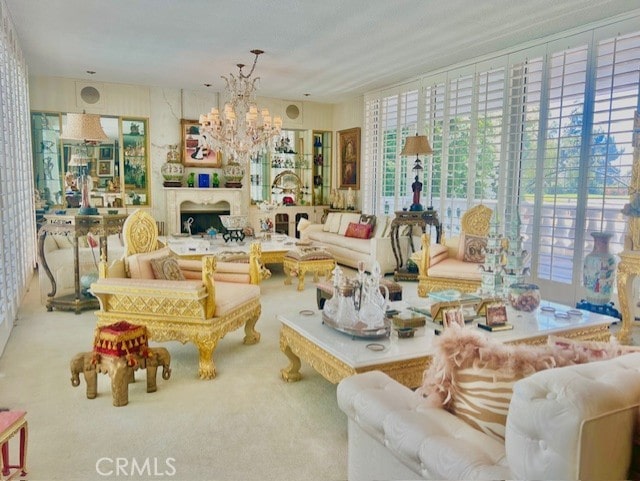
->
[180,211,230,235]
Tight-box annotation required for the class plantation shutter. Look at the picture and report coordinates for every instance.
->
[535,43,589,287]
[424,81,445,210]
[363,97,380,214]
[584,31,640,258]
[442,74,473,237]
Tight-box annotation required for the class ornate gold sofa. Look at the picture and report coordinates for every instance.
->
[414,204,493,297]
[90,210,262,380]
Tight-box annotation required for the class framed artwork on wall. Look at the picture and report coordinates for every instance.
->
[181,119,222,168]
[338,127,361,189]
[99,144,114,161]
[97,159,114,177]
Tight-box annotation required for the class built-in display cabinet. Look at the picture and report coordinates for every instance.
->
[249,129,331,207]
[31,112,150,213]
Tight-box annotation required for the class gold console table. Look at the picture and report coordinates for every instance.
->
[38,213,127,314]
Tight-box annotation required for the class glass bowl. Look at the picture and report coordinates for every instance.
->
[508,283,541,312]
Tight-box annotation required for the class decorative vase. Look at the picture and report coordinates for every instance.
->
[161,144,184,183]
[583,231,617,305]
[212,173,220,188]
[223,160,244,187]
[508,283,541,312]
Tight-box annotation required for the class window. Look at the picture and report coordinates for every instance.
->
[364,19,640,304]
[0,2,35,353]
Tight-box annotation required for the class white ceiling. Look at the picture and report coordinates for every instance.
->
[4,0,640,104]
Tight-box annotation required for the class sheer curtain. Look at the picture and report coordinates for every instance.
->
[0,0,35,354]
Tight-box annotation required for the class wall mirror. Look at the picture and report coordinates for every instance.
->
[31,112,150,212]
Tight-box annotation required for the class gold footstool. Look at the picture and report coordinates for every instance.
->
[283,247,335,291]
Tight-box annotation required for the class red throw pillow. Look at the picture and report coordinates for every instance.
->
[344,222,372,239]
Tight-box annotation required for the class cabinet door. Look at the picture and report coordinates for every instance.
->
[32,112,63,209]
[121,118,150,206]
[312,130,332,205]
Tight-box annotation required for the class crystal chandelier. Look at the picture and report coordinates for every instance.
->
[199,49,283,164]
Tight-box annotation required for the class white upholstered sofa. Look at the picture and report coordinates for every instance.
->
[338,330,640,481]
[297,212,396,274]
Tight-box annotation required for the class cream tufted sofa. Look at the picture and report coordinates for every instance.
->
[338,353,640,481]
[297,212,396,274]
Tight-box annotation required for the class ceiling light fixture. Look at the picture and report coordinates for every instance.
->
[199,49,282,165]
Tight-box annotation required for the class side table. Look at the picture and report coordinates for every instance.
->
[38,213,127,314]
[390,209,442,281]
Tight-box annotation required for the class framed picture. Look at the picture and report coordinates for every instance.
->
[99,144,114,160]
[442,307,465,329]
[97,159,114,177]
[486,303,508,326]
[181,119,222,168]
[338,127,361,189]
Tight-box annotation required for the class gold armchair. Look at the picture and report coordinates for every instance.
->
[90,210,262,380]
[414,204,493,297]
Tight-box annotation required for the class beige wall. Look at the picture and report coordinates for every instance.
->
[28,76,366,219]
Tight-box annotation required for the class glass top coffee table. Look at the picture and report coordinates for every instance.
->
[278,300,615,389]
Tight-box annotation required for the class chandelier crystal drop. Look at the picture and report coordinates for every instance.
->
[199,50,283,164]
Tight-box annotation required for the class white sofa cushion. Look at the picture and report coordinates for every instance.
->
[338,213,362,235]
[324,213,342,233]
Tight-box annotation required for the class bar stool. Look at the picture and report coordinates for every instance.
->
[0,410,27,480]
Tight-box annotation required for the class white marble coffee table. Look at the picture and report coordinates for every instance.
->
[278,300,614,388]
[164,234,298,265]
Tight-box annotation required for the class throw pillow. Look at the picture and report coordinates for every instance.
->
[457,233,487,263]
[359,214,376,232]
[127,247,172,279]
[150,256,185,281]
[418,325,581,442]
[344,222,372,239]
[373,215,390,238]
[327,213,342,233]
[285,246,333,261]
[215,251,249,263]
[338,213,363,235]
[547,335,640,362]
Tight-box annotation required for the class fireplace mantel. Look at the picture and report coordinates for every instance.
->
[165,188,243,235]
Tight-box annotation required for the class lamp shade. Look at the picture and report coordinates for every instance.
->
[400,135,433,156]
[61,113,109,143]
[68,153,89,167]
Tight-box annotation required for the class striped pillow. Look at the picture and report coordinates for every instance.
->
[418,325,581,441]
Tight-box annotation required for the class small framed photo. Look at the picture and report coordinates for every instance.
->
[486,303,508,326]
[442,307,465,329]
[97,159,114,177]
[99,144,114,161]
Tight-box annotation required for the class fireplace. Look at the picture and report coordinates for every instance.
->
[180,210,230,235]
[165,188,243,235]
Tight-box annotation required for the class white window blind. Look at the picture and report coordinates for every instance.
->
[443,74,473,237]
[474,69,505,203]
[363,97,380,214]
[584,32,640,258]
[424,82,445,210]
[507,57,544,278]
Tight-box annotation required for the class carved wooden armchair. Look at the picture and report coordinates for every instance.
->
[414,204,493,297]
[90,209,262,380]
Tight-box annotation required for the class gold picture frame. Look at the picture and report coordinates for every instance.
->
[338,127,361,189]
[181,119,222,168]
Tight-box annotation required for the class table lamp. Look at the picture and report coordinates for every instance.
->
[401,134,432,211]
[61,112,109,215]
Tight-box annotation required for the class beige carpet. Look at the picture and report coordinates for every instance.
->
[0,265,368,481]
[1,265,634,480]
